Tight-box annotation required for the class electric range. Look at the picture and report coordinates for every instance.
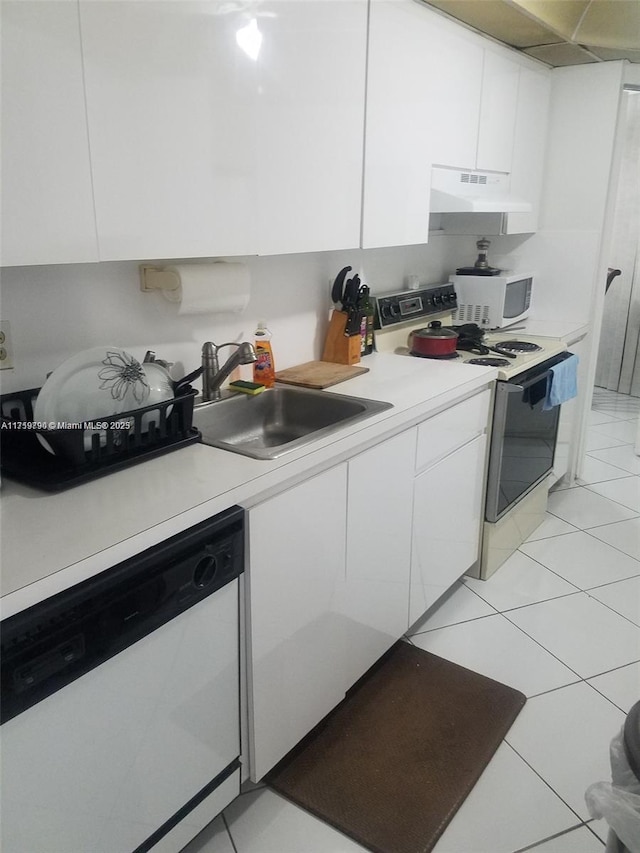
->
[373,283,567,378]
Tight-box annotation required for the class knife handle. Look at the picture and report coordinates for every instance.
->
[345,308,362,336]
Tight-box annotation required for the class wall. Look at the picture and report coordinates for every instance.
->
[0,237,477,394]
[490,61,626,481]
[491,61,626,329]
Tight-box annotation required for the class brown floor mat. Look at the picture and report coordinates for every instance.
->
[268,641,526,853]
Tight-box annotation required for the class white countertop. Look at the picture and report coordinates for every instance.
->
[512,318,590,343]
[0,353,496,618]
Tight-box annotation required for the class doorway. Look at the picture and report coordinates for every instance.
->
[594,88,640,397]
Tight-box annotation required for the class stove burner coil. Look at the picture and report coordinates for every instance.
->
[494,340,542,354]
[466,357,512,367]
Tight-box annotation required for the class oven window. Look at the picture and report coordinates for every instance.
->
[504,277,532,319]
[493,376,560,519]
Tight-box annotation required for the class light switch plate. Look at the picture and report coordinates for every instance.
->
[0,320,14,369]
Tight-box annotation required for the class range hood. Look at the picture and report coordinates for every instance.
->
[430,167,532,213]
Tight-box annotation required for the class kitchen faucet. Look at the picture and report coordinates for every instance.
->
[200,341,257,402]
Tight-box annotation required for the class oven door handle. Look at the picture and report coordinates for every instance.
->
[506,368,553,394]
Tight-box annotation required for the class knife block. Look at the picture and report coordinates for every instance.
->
[322,310,361,365]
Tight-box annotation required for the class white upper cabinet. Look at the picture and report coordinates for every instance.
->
[504,65,551,234]
[80,0,366,261]
[80,1,259,261]
[256,1,367,255]
[426,28,483,171]
[1,1,99,267]
[363,0,482,248]
[476,51,520,174]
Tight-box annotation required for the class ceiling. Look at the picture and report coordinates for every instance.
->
[418,0,640,66]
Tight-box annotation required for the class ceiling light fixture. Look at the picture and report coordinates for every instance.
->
[236,17,262,61]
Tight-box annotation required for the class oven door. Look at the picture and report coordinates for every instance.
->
[485,354,568,523]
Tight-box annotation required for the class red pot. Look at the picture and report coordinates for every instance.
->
[410,321,459,359]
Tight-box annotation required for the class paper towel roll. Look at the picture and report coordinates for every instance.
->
[163,263,250,315]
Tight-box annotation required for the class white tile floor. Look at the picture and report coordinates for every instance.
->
[184,388,640,853]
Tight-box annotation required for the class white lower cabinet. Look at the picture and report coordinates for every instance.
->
[409,434,487,625]
[246,430,416,781]
[246,393,490,780]
[246,464,348,782]
[342,428,416,689]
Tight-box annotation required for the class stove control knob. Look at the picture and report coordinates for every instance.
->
[432,293,443,306]
[381,302,400,320]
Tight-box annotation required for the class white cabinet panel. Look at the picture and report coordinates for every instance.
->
[428,34,483,171]
[343,428,416,687]
[256,1,367,255]
[409,435,487,625]
[415,390,491,473]
[363,0,482,248]
[363,0,436,248]
[1,1,98,266]
[247,465,348,781]
[505,66,551,235]
[80,0,259,261]
[81,0,366,261]
[477,51,520,174]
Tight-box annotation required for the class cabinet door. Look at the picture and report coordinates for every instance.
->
[409,435,487,626]
[247,465,348,781]
[505,66,551,235]
[343,428,416,687]
[476,51,520,174]
[428,27,483,171]
[256,1,367,255]
[80,1,259,261]
[363,0,482,248]
[1,1,98,266]
[363,0,435,249]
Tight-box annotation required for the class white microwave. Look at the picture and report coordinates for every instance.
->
[449,272,533,329]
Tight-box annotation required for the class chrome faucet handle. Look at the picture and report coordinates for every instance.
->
[200,340,257,403]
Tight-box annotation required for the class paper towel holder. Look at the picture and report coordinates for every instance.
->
[139,264,181,296]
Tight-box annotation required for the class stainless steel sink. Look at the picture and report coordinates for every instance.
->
[193,386,392,459]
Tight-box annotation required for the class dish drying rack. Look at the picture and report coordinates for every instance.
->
[0,387,200,491]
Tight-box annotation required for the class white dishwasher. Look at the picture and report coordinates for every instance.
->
[1,505,244,853]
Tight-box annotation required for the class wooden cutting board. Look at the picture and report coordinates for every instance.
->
[275,360,369,389]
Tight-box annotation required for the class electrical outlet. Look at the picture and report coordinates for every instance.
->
[0,320,14,369]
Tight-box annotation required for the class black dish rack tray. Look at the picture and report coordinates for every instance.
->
[0,387,201,491]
